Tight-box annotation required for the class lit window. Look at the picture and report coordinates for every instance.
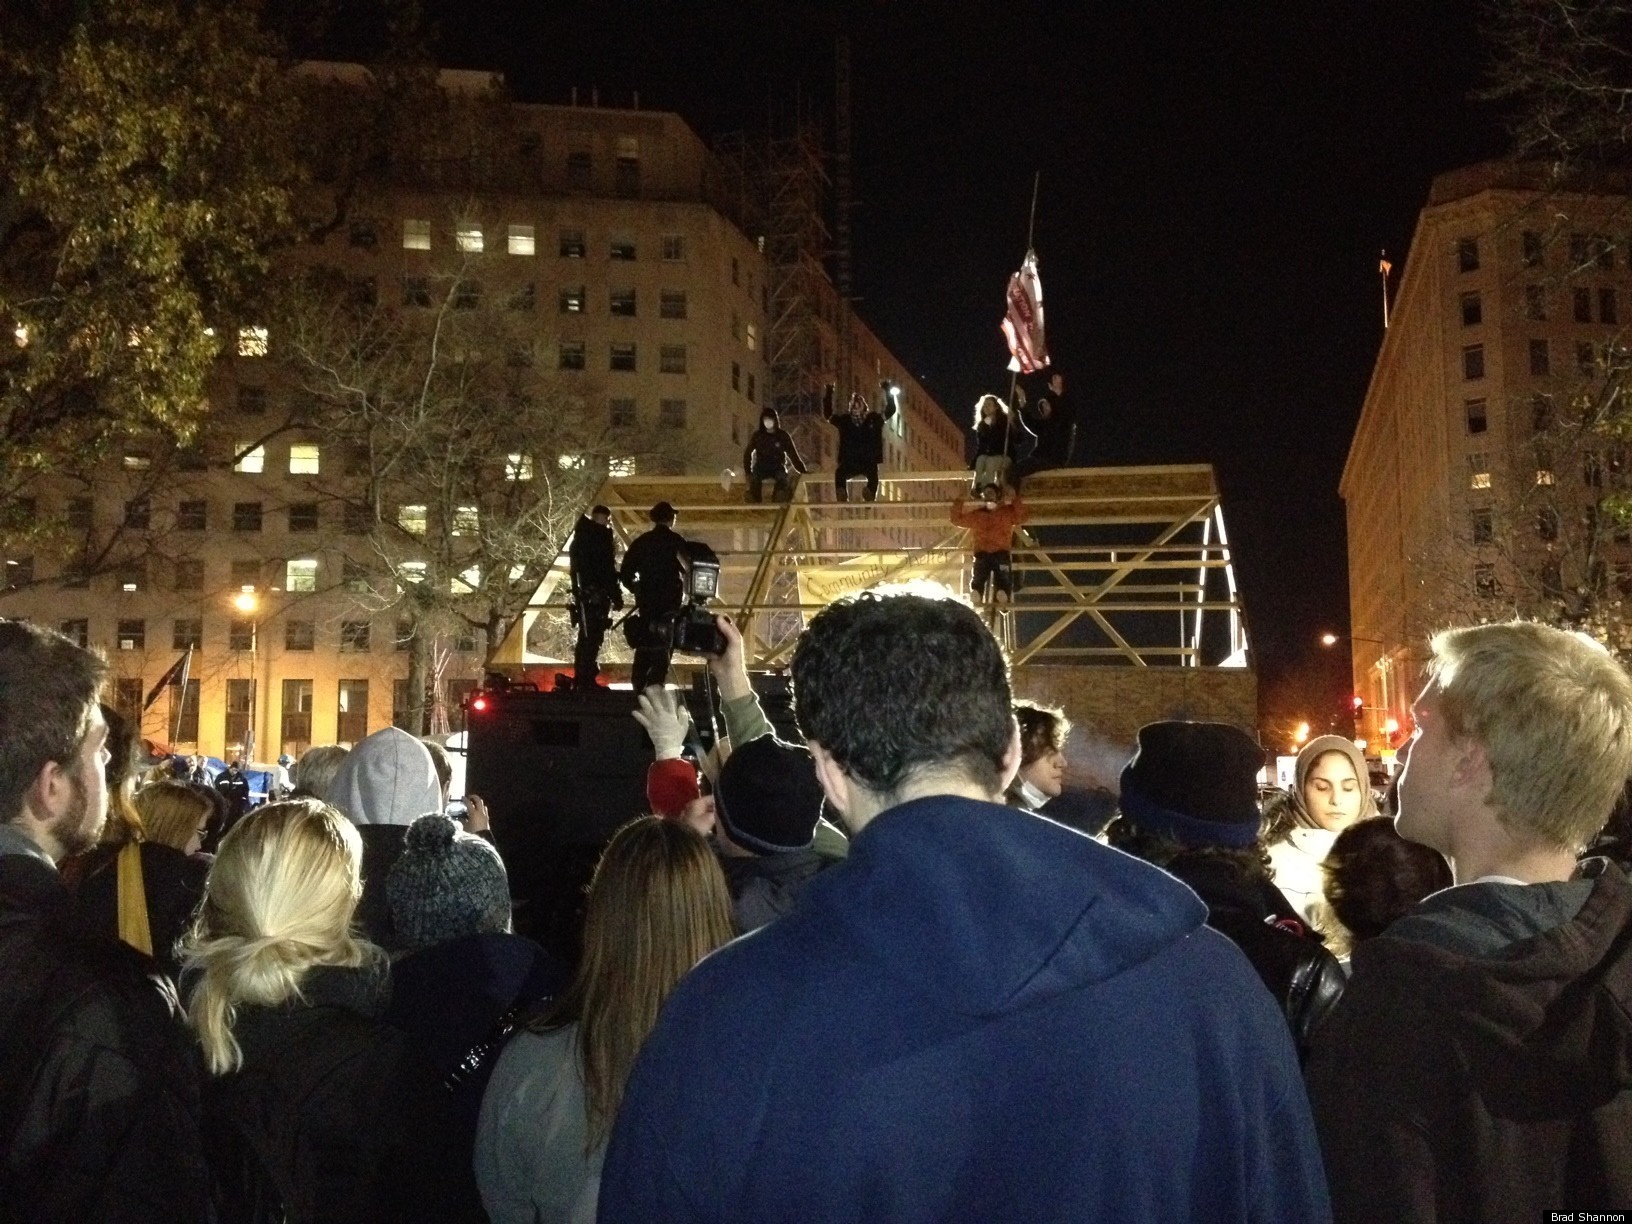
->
[233,444,266,474]
[609,455,636,477]
[746,323,758,351]
[558,453,588,472]
[396,561,427,586]
[398,504,427,535]
[288,443,320,475]
[452,565,481,594]
[13,324,28,347]
[505,454,534,482]
[507,224,535,255]
[560,229,585,258]
[237,326,269,357]
[456,224,484,253]
[403,219,431,250]
[285,558,318,593]
[559,285,586,313]
[1469,451,1491,490]
[452,505,479,536]
[610,237,636,261]
[1536,469,1556,486]
[123,453,151,471]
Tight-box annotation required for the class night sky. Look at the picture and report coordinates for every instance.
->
[300,0,1508,703]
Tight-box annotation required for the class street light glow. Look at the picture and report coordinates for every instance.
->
[232,590,259,614]
[1384,717,1400,735]
[1319,632,1339,647]
[1294,721,1310,744]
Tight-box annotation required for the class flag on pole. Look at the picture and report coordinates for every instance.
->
[142,646,193,712]
[1000,250,1050,374]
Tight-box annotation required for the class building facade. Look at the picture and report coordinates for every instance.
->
[0,65,965,761]
[1342,161,1632,749]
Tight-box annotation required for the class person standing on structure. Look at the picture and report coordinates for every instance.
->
[951,483,1029,608]
[822,383,896,503]
[568,504,622,690]
[619,502,687,691]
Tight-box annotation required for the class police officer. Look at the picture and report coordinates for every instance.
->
[568,504,622,689]
[619,501,687,690]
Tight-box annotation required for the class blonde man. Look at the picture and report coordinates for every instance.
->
[1307,620,1632,1222]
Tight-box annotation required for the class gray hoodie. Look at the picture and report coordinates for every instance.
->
[328,727,441,827]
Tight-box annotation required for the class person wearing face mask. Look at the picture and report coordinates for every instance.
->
[951,483,1029,606]
[742,407,807,504]
[1261,735,1377,927]
[1006,701,1070,812]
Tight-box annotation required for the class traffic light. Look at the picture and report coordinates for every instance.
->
[1350,694,1363,713]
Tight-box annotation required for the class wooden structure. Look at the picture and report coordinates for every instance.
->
[494,464,1250,677]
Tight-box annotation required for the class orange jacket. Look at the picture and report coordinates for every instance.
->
[951,495,1028,553]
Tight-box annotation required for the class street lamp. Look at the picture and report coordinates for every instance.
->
[231,590,260,762]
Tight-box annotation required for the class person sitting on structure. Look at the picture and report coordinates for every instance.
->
[951,483,1029,606]
[822,383,896,503]
[742,408,807,504]
[969,393,1035,491]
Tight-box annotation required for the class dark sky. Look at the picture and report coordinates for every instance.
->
[309,0,1509,698]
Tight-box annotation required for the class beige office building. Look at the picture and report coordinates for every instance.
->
[1342,161,1632,748]
[0,67,965,762]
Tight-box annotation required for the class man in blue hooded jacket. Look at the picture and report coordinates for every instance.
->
[599,587,1330,1223]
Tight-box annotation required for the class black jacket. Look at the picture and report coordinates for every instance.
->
[620,522,686,613]
[744,411,808,479]
[203,962,484,1224]
[1309,861,1632,1223]
[216,770,251,815]
[972,411,1036,463]
[1022,393,1075,466]
[0,851,211,1224]
[1162,853,1346,1061]
[823,387,896,469]
[73,841,211,980]
[568,514,620,602]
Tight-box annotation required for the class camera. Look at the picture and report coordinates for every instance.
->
[657,541,727,656]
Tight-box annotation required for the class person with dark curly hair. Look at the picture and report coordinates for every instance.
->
[1318,816,1451,959]
[1006,699,1070,811]
[599,587,1329,1223]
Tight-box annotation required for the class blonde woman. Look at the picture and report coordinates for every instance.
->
[474,817,736,1224]
[180,799,482,1222]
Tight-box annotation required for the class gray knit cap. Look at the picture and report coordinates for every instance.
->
[385,814,512,952]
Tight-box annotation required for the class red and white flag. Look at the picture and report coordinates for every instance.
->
[1000,250,1050,374]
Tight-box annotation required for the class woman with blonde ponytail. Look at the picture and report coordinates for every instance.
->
[181,799,483,1223]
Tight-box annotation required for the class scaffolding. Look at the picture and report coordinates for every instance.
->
[493,465,1251,674]
[714,126,833,435]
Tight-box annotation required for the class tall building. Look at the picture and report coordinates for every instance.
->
[0,65,964,762]
[1342,161,1632,751]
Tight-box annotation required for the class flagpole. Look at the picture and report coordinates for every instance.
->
[1004,171,1042,470]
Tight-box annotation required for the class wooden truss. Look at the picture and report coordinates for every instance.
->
[493,464,1249,672]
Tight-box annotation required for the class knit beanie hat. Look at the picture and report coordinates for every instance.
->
[386,814,512,952]
[647,757,702,820]
[1118,721,1264,849]
[716,735,824,854]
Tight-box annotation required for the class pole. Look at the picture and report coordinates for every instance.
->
[1379,250,1392,330]
[1002,171,1042,469]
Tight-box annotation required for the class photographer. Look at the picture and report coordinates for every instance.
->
[568,504,622,690]
[618,502,687,691]
[822,383,896,503]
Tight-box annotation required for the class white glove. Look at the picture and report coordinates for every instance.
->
[633,686,692,760]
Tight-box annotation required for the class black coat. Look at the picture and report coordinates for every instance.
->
[972,412,1036,462]
[1023,394,1076,465]
[620,523,687,613]
[216,771,251,817]
[1161,853,1346,1061]
[0,852,211,1224]
[744,427,808,479]
[568,515,620,601]
[203,962,484,1224]
[73,842,211,980]
[823,393,896,469]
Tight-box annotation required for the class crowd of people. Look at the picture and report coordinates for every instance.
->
[5,590,1632,1222]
